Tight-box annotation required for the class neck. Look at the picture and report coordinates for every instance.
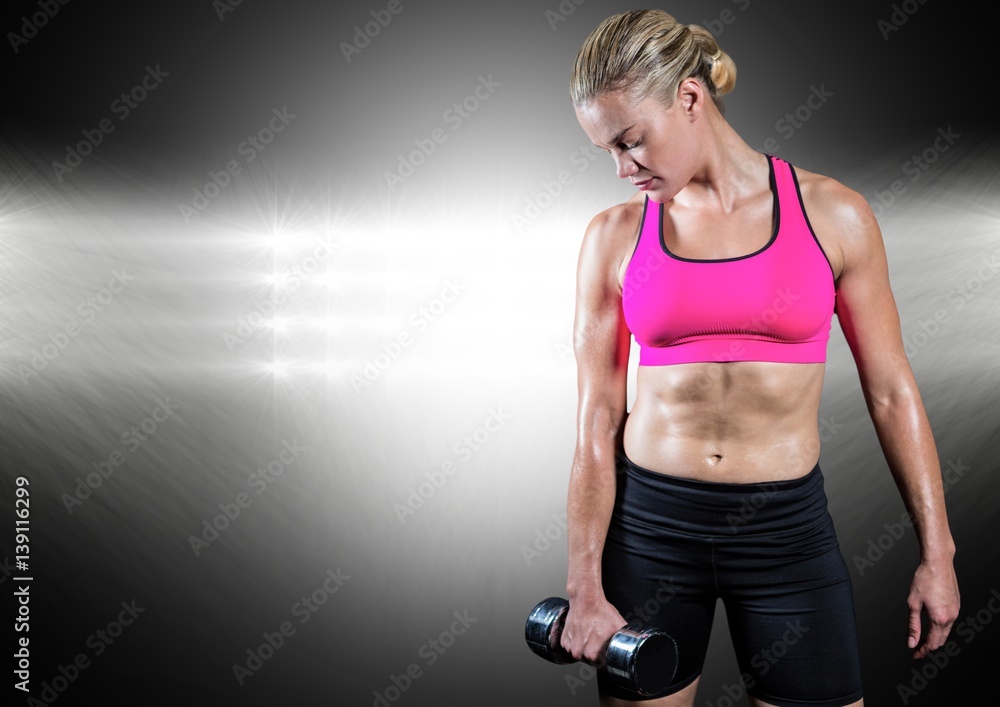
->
[679,107,767,212]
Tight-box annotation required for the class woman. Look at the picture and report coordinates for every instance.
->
[560,10,960,707]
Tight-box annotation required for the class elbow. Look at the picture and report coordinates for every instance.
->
[577,401,626,443]
[860,352,920,413]
[575,405,626,467]
[865,376,919,416]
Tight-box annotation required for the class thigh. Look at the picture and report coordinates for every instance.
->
[601,677,701,707]
[598,511,717,701]
[720,516,864,706]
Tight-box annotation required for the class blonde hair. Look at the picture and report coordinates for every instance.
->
[570,10,736,110]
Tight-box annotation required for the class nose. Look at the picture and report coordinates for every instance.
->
[614,153,638,180]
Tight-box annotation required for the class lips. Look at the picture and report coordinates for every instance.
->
[632,177,655,189]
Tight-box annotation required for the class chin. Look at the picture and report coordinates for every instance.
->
[644,186,671,204]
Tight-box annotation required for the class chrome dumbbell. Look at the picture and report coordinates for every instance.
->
[524,596,678,696]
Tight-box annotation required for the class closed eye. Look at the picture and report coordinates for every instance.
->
[602,140,641,154]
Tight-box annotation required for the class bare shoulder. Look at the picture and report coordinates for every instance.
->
[573,195,641,383]
[577,193,646,292]
[792,166,883,283]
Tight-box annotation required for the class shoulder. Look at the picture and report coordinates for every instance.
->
[789,164,883,282]
[581,193,646,247]
[577,193,646,286]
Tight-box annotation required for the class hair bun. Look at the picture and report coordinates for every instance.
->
[710,48,737,96]
[571,10,738,108]
[686,23,737,97]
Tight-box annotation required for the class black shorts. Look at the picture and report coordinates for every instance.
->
[598,452,864,706]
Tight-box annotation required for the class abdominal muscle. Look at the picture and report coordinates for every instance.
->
[622,360,826,483]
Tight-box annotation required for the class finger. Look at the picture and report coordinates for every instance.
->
[911,622,944,660]
[591,643,608,669]
[907,604,922,651]
[921,615,956,654]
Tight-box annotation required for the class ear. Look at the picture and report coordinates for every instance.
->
[675,78,705,122]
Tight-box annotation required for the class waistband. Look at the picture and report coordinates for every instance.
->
[613,451,829,537]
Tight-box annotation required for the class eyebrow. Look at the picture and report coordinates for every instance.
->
[596,123,637,149]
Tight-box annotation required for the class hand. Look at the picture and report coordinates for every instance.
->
[907,558,960,659]
[560,592,628,667]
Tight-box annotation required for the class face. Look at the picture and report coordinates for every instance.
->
[574,84,701,203]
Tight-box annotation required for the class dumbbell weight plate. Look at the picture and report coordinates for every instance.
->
[605,622,678,696]
[524,597,574,664]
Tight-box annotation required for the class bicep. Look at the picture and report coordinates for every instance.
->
[572,213,632,445]
[828,188,912,406]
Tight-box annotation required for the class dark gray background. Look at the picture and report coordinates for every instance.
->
[1,1,997,705]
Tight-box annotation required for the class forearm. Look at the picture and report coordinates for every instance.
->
[868,380,956,562]
[565,421,621,600]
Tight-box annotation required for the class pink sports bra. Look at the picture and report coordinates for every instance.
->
[621,155,836,366]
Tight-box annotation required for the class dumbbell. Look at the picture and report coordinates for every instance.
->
[524,596,678,696]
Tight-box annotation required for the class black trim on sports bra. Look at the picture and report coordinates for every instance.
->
[658,154,780,263]
[627,195,649,266]
[788,163,838,285]
[619,196,650,293]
